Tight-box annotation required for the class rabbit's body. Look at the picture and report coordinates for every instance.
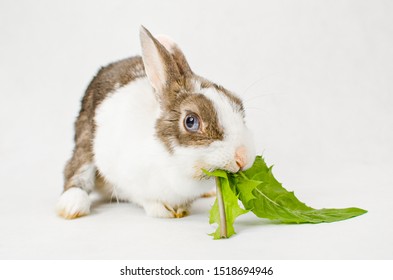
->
[57,27,255,219]
[94,70,213,215]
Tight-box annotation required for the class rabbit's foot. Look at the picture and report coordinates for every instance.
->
[56,187,91,219]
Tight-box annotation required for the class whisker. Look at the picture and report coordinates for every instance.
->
[244,90,288,102]
[241,76,269,97]
[240,73,281,97]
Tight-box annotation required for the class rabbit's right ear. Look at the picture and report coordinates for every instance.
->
[140,26,181,93]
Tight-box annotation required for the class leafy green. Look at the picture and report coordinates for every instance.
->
[204,170,247,239]
[205,156,367,239]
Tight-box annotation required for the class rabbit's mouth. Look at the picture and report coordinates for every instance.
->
[192,162,241,181]
[223,160,243,173]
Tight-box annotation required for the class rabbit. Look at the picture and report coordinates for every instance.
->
[56,26,256,219]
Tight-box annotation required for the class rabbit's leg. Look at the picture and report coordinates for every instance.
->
[56,145,95,219]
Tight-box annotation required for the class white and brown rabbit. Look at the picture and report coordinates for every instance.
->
[56,26,255,219]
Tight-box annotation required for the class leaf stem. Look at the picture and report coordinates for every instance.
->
[215,177,227,238]
[238,171,248,179]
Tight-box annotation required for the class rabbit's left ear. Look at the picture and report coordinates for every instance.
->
[156,34,193,77]
[140,26,181,92]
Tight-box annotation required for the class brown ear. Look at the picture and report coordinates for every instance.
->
[156,34,193,77]
[140,26,181,93]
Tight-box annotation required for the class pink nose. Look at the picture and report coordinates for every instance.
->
[235,146,247,170]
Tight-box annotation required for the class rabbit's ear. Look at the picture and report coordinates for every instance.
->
[156,34,193,77]
[140,26,180,92]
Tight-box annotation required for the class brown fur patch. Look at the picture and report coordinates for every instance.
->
[154,74,246,153]
[155,93,224,152]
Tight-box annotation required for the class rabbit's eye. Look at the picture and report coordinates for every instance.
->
[184,113,200,132]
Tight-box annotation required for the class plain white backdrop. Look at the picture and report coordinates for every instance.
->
[0,0,392,259]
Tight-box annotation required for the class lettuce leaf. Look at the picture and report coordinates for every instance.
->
[205,156,367,239]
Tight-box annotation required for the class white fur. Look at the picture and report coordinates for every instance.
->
[56,188,91,218]
[93,76,255,217]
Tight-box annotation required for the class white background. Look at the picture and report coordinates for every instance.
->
[0,0,392,259]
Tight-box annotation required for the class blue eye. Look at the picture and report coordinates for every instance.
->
[184,114,200,132]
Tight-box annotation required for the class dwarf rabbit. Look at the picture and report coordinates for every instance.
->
[56,26,255,219]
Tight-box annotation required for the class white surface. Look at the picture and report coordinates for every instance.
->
[0,0,392,259]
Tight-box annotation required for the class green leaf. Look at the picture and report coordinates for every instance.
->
[203,170,247,239]
[236,156,367,223]
[232,173,258,210]
[204,156,367,239]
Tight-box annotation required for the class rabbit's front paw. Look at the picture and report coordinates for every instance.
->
[143,201,188,218]
[164,204,189,218]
